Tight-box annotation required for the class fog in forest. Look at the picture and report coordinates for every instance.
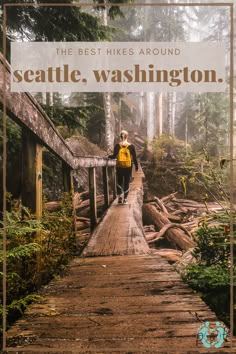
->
[0,1,235,345]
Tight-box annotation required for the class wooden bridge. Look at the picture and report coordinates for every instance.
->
[6,170,232,352]
[1,53,234,353]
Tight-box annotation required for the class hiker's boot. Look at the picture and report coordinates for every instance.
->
[118,196,123,204]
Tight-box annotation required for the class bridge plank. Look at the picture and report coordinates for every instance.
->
[7,255,231,352]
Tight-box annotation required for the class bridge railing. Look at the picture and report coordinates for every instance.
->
[73,156,116,229]
[0,52,117,229]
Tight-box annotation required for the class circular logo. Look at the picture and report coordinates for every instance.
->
[197,321,228,348]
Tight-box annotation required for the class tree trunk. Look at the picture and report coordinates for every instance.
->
[146,92,155,145]
[185,113,188,152]
[138,92,144,126]
[158,92,163,136]
[102,6,114,152]
[103,92,114,152]
[46,92,53,106]
[172,91,176,137]
[167,92,173,136]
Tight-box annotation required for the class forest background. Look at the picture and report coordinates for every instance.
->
[0,0,235,340]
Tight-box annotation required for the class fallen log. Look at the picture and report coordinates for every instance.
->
[146,233,171,248]
[76,195,109,214]
[143,225,156,232]
[76,194,114,219]
[76,221,90,231]
[143,204,195,251]
[182,220,200,228]
[163,205,176,213]
[44,201,61,212]
[154,196,168,214]
[77,206,90,218]
[144,201,160,209]
[172,201,206,209]
[76,195,104,210]
[174,198,201,205]
[168,205,189,214]
[160,212,182,223]
[144,201,182,222]
[145,232,162,242]
[147,223,192,244]
[151,248,183,263]
[77,205,106,218]
[79,190,90,200]
[77,216,90,222]
[160,192,178,203]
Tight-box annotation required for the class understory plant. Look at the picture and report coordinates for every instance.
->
[183,214,236,331]
[144,135,230,202]
[0,193,76,336]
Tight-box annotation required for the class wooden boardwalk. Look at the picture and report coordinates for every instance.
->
[6,170,233,353]
[82,170,150,257]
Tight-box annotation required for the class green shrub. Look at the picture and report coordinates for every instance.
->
[183,215,236,332]
[151,134,188,162]
[192,225,231,266]
[0,193,76,334]
[184,264,231,291]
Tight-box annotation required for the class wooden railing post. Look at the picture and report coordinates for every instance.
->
[36,144,43,218]
[62,162,76,234]
[102,166,109,209]
[89,167,97,229]
[22,129,42,218]
[111,166,117,200]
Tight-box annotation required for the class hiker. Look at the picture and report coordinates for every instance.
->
[109,130,138,205]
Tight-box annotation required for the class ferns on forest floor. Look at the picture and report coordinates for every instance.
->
[0,193,76,334]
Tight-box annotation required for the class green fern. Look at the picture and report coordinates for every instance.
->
[0,243,42,263]
[0,294,42,318]
[0,195,75,335]
[7,294,42,314]
[0,211,43,240]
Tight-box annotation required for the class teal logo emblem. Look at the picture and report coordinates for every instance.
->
[197,321,228,348]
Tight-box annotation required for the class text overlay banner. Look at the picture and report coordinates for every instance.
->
[11,42,226,93]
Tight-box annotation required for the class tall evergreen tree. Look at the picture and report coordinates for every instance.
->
[175,5,230,156]
[1,0,110,51]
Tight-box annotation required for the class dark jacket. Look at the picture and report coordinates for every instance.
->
[109,143,138,170]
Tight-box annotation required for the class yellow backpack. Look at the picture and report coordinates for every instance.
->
[117,144,132,168]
